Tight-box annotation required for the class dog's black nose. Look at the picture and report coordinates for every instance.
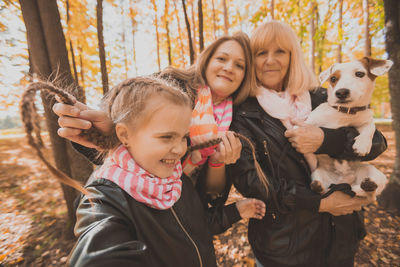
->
[335,88,350,100]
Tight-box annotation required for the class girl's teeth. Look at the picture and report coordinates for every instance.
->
[162,159,175,164]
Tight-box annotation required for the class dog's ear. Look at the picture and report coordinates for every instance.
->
[362,57,393,76]
[319,65,335,85]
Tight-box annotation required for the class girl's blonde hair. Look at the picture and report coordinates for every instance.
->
[251,20,318,95]
[161,31,257,105]
[101,76,191,150]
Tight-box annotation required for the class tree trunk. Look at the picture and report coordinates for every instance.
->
[317,0,332,74]
[19,0,93,239]
[337,0,343,62]
[297,0,304,44]
[191,1,197,55]
[165,0,172,65]
[66,0,79,85]
[173,0,186,65]
[211,0,217,40]
[270,0,275,19]
[310,1,317,73]
[223,0,229,35]
[182,0,195,64]
[129,0,138,75]
[378,0,400,214]
[198,0,204,52]
[120,0,128,78]
[363,0,372,57]
[28,49,33,82]
[96,0,109,94]
[151,0,161,71]
[78,44,85,87]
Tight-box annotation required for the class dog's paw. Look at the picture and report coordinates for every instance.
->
[310,180,324,194]
[352,137,372,156]
[360,177,378,192]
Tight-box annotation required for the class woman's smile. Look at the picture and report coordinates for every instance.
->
[217,74,233,82]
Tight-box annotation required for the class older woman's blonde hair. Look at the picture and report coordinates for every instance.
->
[251,20,318,96]
[161,31,257,105]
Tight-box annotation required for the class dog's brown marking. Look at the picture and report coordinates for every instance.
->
[329,70,341,87]
[359,57,386,81]
[310,180,324,194]
[360,177,378,192]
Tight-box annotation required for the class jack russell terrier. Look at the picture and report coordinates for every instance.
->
[305,57,392,200]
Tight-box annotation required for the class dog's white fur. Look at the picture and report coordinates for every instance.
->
[304,57,392,199]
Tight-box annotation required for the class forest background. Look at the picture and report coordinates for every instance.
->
[1,0,400,266]
[0,0,391,125]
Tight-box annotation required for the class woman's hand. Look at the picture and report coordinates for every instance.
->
[319,191,372,216]
[52,96,112,148]
[209,131,242,165]
[236,198,266,220]
[285,120,324,154]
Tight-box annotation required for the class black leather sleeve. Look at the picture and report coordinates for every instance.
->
[186,167,242,235]
[316,127,387,161]
[69,183,150,267]
[206,203,242,235]
[71,142,103,165]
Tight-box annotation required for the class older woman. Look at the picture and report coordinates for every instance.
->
[227,21,387,267]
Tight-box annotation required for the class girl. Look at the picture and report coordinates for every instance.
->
[69,76,265,266]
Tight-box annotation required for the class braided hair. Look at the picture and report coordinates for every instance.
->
[21,77,269,196]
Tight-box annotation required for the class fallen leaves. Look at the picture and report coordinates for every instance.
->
[0,125,398,266]
[0,135,74,266]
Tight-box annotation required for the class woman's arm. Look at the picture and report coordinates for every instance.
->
[285,121,387,161]
[287,87,388,160]
[206,198,265,235]
[69,184,149,266]
[53,100,113,164]
[52,99,113,148]
[205,131,242,194]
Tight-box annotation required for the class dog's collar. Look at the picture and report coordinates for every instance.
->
[330,104,371,115]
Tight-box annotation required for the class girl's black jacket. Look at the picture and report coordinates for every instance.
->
[68,145,240,267]
[69,174,240,267]
[226,88,387,267]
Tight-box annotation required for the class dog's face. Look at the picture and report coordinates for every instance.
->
[319,57,393,107]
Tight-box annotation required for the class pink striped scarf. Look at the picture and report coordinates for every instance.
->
[93,145,182,210]
[213,96,233,132]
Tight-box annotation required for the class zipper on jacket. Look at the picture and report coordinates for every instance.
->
[263,140,276,220]
[171,207,203,267]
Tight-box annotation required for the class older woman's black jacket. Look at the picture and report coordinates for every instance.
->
[226,88,387,267]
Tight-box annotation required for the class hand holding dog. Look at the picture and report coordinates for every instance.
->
[285,119,324,154]
[319,191,372,216]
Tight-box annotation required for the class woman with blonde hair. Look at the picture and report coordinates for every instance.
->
[227,20,387,267]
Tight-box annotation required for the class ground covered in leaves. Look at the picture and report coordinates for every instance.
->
[0,125,399,266]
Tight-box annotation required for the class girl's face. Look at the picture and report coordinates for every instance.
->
[255,41,290,92]
[118,97,191,178]
[205,40,245,104]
